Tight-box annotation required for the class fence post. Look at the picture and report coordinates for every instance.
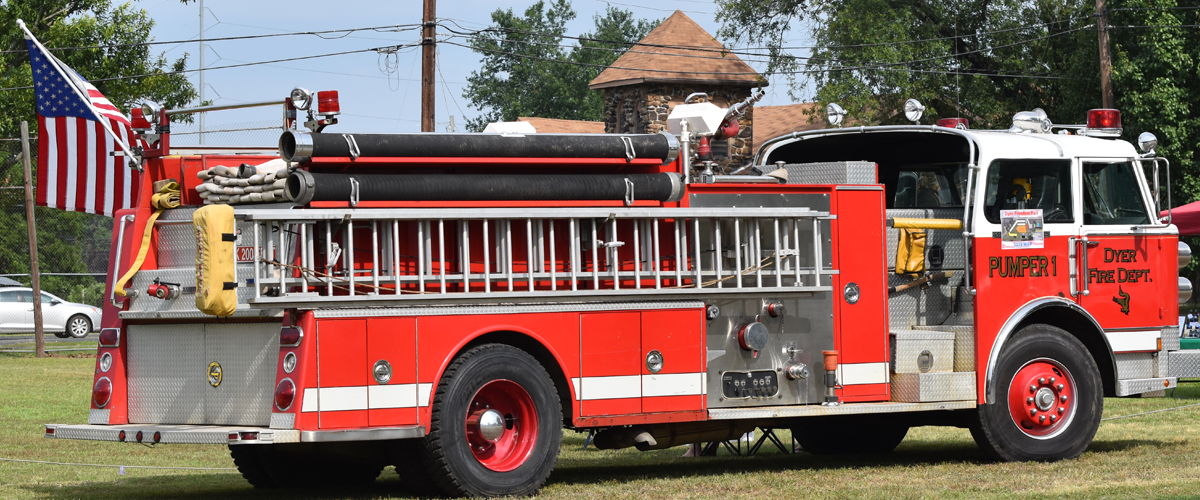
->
[20,121,44,357]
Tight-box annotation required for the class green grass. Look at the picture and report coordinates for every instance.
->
[2,353,1199,499]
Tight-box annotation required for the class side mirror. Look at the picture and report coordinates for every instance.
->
[50,299,61,306]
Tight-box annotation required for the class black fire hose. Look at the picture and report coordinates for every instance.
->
[280,130,680,165]
[286,170,685,205]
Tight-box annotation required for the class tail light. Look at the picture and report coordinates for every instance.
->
[153,431,161,443]
[99,328,120,347]
[240,432,259,441]
[937,118,969,129]
[1086,109,1122,138]
[280,326,303,347]
[275,378,296,411]
[136,431,143,443]
[93,377,112,408]
[317,91,340,115]
[118,430,126,442]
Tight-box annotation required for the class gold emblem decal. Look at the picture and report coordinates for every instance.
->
[207,362,223,387]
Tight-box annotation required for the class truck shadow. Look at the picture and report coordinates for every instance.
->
[18,439,1178,499]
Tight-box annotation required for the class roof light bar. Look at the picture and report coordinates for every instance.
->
[1083,109,1122,138]
[936,118,969,130]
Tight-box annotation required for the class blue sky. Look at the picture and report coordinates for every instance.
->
[141,0,810,141]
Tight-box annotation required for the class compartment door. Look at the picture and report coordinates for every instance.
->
[317,319,368,428]
[579,312,641,416]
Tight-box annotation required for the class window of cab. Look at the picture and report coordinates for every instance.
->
[1081,161,1150,225]
[983,159,1073,224]
[881,163,969,209]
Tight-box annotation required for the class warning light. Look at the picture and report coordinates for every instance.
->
[936,118,969,129]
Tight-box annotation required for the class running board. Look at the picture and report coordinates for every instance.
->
[1116,377,1176,396]
[707,400,976,420]
[45,423,426,444]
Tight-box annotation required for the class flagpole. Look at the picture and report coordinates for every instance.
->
[16,19,142,171]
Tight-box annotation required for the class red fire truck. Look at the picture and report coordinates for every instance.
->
[44,89,1194,497]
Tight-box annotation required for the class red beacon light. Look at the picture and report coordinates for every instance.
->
[317,90,340,116]
[1085,109,1122,138]
[129,107,151,132]
[936,118,969,130]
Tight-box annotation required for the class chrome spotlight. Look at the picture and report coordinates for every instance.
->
[826,102,847,127]
[903,99,925,124]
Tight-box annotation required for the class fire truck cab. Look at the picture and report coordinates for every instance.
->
[44,93,1191,497]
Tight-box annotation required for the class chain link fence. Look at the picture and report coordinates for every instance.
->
[0,137,109,337]
[167,119,284,147]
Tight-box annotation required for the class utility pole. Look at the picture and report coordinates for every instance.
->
[421,0,436,132]
[1097,0,1114,108]
[20,121,44,358]
[199,0,206,143]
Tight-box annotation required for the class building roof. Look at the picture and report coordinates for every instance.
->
[518,117,605,134]
[589,10,763,90]
[753,103,826,145]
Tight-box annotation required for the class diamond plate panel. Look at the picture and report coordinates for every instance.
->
[778,161,878,185]
[1163,327,1181,351]
[128,264,263,314]
[154,208,260,269]
[88,409,110,425]
[127,324,207,424]
[1115,353,1155,380]
[887,274,954,328]
[203,323,279,426]
[48,424,299,444]
[270,412,296,429]
[1117,377,1175,396]
[1168,350,1200,378]
[890,372,976,402]
[707,400,976,419]
[890,331,953,373]
[126,323,278,426]
[954,329,974,372]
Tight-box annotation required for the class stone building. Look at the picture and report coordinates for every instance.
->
[588,10,765,168]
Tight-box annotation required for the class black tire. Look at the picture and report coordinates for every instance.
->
[53,330,68,339]
[421,344,562,497]
[229,445,278,489]
[972,324,1102,462]
[792,420,909,455]
[66,315,90,338]
[254,444,382,488]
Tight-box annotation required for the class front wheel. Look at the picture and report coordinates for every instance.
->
[972,324,1102,462]
[66,315,91,338]
[421,344,562,497]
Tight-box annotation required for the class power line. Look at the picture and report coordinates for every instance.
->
[438,14,1093,55]
[442,21,1091,80]
[0,24,422,54]
[0,42,422,93]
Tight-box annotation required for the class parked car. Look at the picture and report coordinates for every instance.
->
[0,288,101,338]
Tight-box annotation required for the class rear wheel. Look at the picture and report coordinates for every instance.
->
[422,344,562,497]
[792,419,909,455]
[66,315,90,338]
[972,324,1102,462]
[229,445,278,489]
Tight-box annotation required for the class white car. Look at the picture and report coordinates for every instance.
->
[0,288,102,338]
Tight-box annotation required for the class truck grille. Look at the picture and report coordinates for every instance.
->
[126,323,279,426]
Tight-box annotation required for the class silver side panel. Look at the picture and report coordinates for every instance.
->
[890,372,976,402]
[1167,350,1200,378]
[1114,352,1156,380]
[126,323,279,426]
[708,400,975,420]
[890,331,954,373]
[776,161,878,185]
[1116,377,1176,396]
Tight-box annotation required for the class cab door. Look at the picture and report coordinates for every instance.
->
[1074,158,1174,344]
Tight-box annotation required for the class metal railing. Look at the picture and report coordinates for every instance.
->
[241,207,836,307]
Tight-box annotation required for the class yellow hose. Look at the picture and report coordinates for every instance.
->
[889,218,962,230]
[113,181,181,299]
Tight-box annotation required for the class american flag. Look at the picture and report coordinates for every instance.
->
[26,36,142,216]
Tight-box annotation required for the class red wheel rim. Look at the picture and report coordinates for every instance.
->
[1007,358,1076,438]
[465,380,538,472]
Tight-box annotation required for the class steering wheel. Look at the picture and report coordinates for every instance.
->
[1044,205,1070,221]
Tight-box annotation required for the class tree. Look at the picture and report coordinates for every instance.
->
[715,0,1200,298]
[463,0,657,131]
[0,0,197,304]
